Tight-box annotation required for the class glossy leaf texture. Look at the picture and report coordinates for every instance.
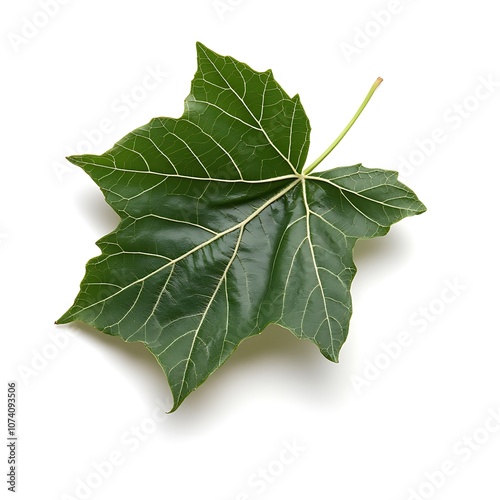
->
[57,43,426,411]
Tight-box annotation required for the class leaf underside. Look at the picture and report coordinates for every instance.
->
[57,42,426,411]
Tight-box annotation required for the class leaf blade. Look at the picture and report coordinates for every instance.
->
[57,44,425,410]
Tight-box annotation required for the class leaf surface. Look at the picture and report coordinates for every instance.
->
[57,43,426,410]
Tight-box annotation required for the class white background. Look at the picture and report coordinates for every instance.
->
[2,1,500,499]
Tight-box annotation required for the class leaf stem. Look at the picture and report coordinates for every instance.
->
[303,77,383,175]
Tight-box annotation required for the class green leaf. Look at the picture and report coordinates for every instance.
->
[57,42,426,411]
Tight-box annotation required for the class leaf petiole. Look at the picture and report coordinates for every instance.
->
[303,77,383,175]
